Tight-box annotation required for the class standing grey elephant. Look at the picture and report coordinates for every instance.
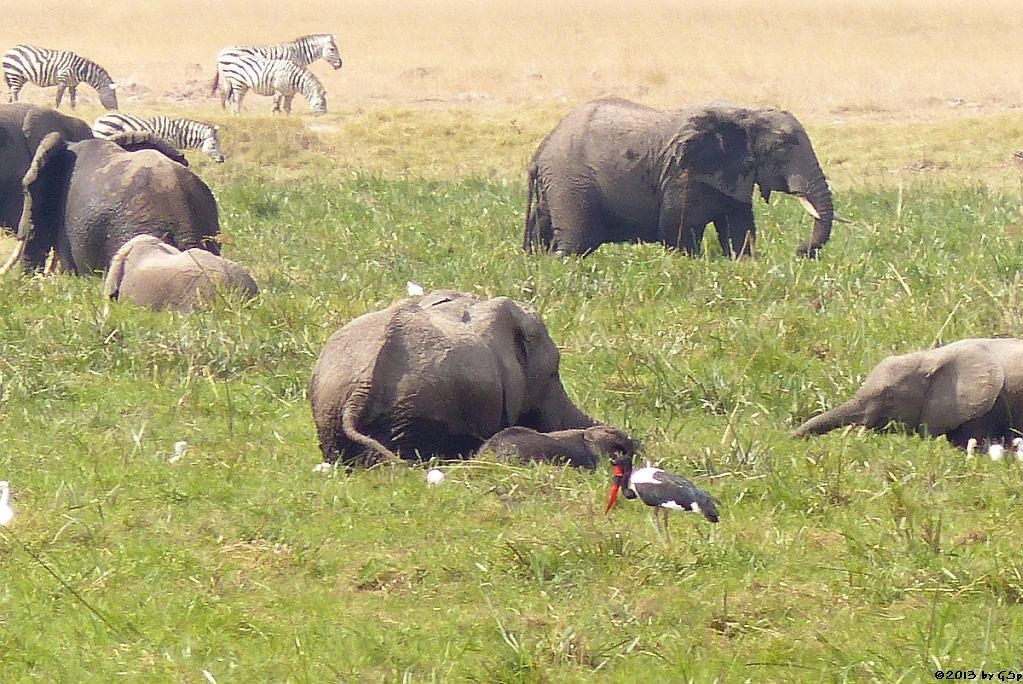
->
[0,103,92,235]
[4,131,220,274]
[309,290,602,467]
[105,235,258,312]
[793,338,1023,448]
[524,98,835,258]
[481,424,636,469]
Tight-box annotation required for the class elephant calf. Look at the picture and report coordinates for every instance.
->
[793,338,1023,448]
[105,234,258,312]
[481,425,636,469]
[309,290,598,467]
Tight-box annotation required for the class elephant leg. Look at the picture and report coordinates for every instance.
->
[660,190,710,255]
[546,187,605,255]
[945,395,1013,448]
[715,202,756,258]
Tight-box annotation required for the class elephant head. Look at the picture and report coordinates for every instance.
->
[793,339,1020,445]
[8,131,219,274]
[676,105,835,257]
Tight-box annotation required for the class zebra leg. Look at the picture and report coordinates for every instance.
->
[283,95,294,114]
[272,93,282,113]
[55,84,66,108]
[69,85,77,109]
[231,87,246,115]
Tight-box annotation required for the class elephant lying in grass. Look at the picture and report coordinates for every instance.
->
[793,338,1023,448]
[105,235,258,312]
[481,425,636,469]
[309,290,620,467]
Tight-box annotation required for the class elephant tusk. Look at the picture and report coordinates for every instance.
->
[834,213,853,224]
[797,195,821,220]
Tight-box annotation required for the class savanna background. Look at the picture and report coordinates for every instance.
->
[2,1,1023,681]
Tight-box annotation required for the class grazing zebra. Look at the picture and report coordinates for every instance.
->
[219,57,327,115]
[2,44,118,110]
[92,113,226,162]
[210,33,341,106]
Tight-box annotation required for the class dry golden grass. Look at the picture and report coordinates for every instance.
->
[4,0,1023,121]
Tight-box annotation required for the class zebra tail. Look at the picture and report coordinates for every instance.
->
[208,69,220,98]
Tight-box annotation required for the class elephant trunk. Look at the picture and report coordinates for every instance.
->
[535,382,597,432]
[791,398,864,437]
[792,167,834,258]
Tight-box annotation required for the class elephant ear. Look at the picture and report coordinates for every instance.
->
[22,107,93,151]
[19,132,70,242]
[671,107,756,204]
[918,345,1004,436]
[107,131,189,167]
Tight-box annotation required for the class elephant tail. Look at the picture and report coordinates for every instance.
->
[522,164,539,253]
[341,404,403,466]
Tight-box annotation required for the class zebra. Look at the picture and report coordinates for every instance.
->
[92,113,226,163]
[219,57,327,115]
[2,44,118,110]
[209,33,341,106]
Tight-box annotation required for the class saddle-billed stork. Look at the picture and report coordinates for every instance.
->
[604,455,718,543]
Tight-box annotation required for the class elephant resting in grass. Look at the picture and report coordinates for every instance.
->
[309,290,623,467]
[105,235,258,312]
[481,425,636,469]
[793,338,1023,448]
[2,131,220,275]
[525,97,836,258]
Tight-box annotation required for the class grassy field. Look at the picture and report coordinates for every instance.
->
[3,2,1023,681]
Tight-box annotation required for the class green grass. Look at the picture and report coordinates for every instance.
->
[3,108,1023,681]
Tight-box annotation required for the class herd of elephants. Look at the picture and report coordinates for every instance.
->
[2,52,1021,492]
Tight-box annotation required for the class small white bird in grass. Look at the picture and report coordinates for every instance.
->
[1013,437,1023,460]
[0,481,14,526]
[989,442,1005,462]
[406,281,424,296]
[426,468,445,485]
[168,440,188,464]
[966,438,978,457]
[312,462,334,474]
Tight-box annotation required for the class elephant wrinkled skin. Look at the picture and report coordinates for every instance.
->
[481,425,636,469]
[793,338,1023,448]
[105,234,258,312]
[8,131,220,274]
[309,290,598,467]
[524,97,835,258]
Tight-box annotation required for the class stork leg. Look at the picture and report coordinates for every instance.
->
[649,507,666,544]
[661,508,672,547]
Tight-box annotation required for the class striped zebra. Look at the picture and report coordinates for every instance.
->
[2,44,118,110]
[92,113,226,163]
[219,57,327,115]
[210,33,341,106]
